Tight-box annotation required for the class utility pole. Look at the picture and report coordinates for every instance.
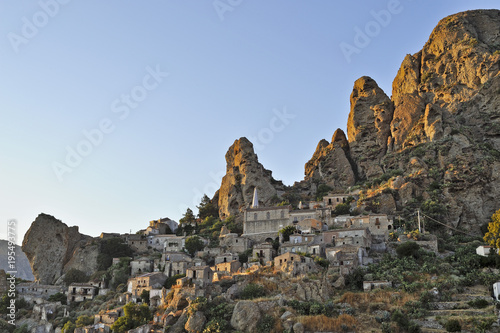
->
[417,209,421,233]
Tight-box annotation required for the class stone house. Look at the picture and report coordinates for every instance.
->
[289,208,332,227]
[130,257,153,276]
[323,193,352,208]
[296,218,324,233]
[273,252,317,276]
[215,253,239,265]
[147,217,177,235]
[127,272,167,298]
[363,281,392,292]
[94,308,123,325]
[161,252,193,277]
[162,235,186,252]
[67,283,97,304]
[219,233,252,253]
[186,266,213,287]
[280,233,325,257]
[346,214,393,239]
[126,234,148,252]
[214,260,241,274]
[16,283,65,303]
[327,245,367,275]
[323,228,372,248]
[252,243,276,263]
[148,234,184,251]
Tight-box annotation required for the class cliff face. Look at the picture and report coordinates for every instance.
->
[217,138,285,218]
[304,129,356,191]
[302,9,500,232]
[22,213,99,284]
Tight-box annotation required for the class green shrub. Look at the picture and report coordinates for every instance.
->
[164,274,185,289]
[48,292,67,304]
[444,319,461,332]
[240,283,266,299]
[396,242,420,258]
[467,298,489,309]
[63,268,88,285]
[257,314,275,333]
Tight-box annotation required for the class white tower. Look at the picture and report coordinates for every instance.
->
[251,187,259,208]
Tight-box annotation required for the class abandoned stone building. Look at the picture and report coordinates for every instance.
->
[161,235,187,252]
[127,272,167,298]
[346,214,393,238]
[296,218,324,233]
[126,234,148,252]
[186,266,213,288]
[67,283,97,304]
[214,260,241,274]
[130,257,154,276]
[16,283,65,303]
[252,243,276,263]
[215,253,239,265]
[327,245,368,275]
[219,232,252,253]
[323,193,353,208]
[273,252,317,276]
[323,228,372,248]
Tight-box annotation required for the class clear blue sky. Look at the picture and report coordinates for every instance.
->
[1,1,498,241]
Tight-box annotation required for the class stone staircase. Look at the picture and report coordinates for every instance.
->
[416,286,498,333]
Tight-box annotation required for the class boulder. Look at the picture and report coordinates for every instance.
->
[230,300,261,333]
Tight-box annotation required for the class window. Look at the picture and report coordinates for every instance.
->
[266,212,270,219]
[281,211,284,218]
[254,213,257,220]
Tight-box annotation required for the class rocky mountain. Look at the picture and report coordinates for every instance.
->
[217,137,285,219]
[216,9,500,233]
[0,240,34,281]
[22,213,99,285]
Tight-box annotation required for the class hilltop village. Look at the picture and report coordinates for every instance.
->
[5,188,500,333]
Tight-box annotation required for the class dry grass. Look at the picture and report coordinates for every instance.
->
[298,314,356,332]
[338,290,416,312]
[250,275,279,293]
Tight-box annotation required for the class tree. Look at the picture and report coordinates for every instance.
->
[180,208,196,225]
[63,268,87,285]
[111,302,151,332]
[140,290,150,305]
[75,315,94,328]
[333,203,350,215]
[484,209,500,250]
[61,321,76,333]
[97,238,133,271]
[185,236,205,256]
[279,225,297,242]
[197,194,218,220]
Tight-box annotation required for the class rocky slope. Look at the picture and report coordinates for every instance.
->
[299,9,500,232]
[217,137,285,219]
[22,213,99,284]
